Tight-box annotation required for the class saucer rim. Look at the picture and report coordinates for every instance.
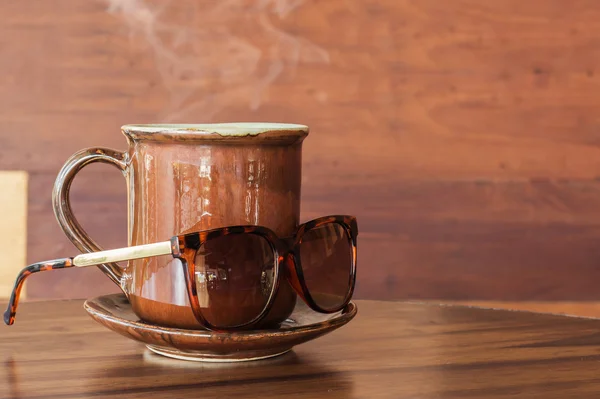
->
[146,345,292,362]
[83,293,358,338]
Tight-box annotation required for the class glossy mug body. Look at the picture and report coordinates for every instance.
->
[52,123,308,329]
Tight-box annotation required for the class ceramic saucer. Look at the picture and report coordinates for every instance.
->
[84,294,357,362]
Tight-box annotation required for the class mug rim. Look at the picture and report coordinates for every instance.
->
[121,123,309,143]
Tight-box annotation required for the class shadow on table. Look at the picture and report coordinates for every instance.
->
[5,350,355,398]
[118,350,354,398]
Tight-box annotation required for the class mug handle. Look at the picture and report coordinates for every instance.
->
[52,148,127,291]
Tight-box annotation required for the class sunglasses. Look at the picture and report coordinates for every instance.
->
[4,215,358,331]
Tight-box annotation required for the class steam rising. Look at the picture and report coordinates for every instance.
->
[103,0,329,120]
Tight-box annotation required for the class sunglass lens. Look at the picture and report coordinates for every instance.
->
[299,223,353,311]
[194,233,275,328]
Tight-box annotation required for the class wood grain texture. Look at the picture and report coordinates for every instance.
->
[5,299,600,398]
[448,300,600,319]
[2,0,600,300]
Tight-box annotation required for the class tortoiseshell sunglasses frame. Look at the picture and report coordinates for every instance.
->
[4,215,358,331]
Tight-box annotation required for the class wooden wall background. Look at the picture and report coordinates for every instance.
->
[2,0,600,301]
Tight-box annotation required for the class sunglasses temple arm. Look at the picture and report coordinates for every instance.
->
[4,240,175,326]
[72,241,173,267]
[4,258,74,326]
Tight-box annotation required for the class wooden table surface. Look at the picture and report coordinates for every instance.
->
[3,299,600,398]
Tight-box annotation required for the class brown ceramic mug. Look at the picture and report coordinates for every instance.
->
[52,123,308,329]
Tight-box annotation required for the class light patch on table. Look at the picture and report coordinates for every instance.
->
[0,171,27,299]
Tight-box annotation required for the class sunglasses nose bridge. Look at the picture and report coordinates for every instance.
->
[275,237,298,276]
[278,249,305,298]
[282,236,296,251]
[276,244,294,266]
